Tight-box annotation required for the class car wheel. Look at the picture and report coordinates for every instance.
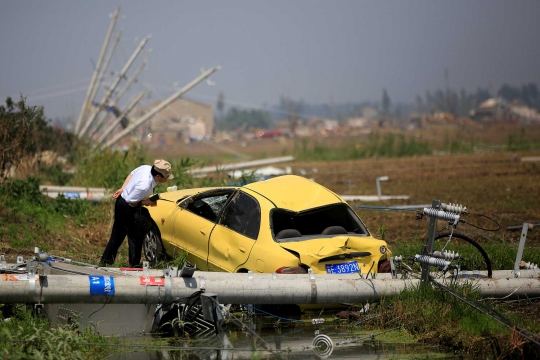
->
[378,260,392,273]
[144,225,166,266]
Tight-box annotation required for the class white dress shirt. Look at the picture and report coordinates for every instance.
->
[121,165,157,204]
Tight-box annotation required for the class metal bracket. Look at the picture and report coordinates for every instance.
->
[514,223,532,278]
[27,261,37,299]
[390,257,397,279]
[421,199,440,284]
[142,261,149,276]
[164,277,172,301]
[180,264,196,278]
[199,276,206,291]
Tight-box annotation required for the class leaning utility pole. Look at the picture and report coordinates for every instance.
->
[78,36,150,138]
[87,30,123,124]
[95,91,149,143]
[90,58,147,138]
[74,6,120,135]
[104,66,220,148]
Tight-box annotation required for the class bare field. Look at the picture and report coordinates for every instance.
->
[296,151,540,246]
[149,123,540,248]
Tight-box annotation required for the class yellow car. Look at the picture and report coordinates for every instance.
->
[144,175,392,275]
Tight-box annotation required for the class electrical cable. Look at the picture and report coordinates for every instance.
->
[429,278,540,348]
[240,304,305,325]
[356,205,420,212]
[402,265,540,348]
[461,213,500,232]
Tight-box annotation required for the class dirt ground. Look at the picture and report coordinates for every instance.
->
[149,126,540,247]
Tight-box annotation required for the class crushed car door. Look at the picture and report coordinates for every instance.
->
[207,190,261,272]
[176,190,234,270]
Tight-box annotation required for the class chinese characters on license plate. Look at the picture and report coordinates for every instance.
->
[325,261,360,274]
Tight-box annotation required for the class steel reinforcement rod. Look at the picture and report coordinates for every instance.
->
[1,272,539,305]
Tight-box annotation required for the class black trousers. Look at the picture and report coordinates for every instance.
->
[100,196,149,267]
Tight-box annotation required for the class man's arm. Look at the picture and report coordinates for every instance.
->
[111,174,133,199]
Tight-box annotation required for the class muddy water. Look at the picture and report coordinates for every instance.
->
[112,315,459,360]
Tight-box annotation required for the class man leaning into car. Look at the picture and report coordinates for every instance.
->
[100,159,174,267]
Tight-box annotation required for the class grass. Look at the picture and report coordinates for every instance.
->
[1,123,540,358]
[391,236,540,272]
[364,284,540,358]
[294,132,434,161]
[0,304,120,359]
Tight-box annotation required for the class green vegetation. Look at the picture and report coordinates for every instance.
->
[0,304,119,359]
[0,177,108,253]
[216,107,271,131]
[0,97,76,184]
[392,237,540,272]
[292,126,540,162]
[375,285,510,355]
[294,133,434,161]
[1,97,539,358]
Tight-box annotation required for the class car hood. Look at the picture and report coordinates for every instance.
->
[279,235,388,264]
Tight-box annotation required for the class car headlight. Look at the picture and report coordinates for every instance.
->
[379,246,387,254]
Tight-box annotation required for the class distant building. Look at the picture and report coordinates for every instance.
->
[360,106,378,119]
[346,117,370,128]
[471,98,540,123]
[137,98,214,142]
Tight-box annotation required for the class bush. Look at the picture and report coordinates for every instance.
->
[71,145,147,190]
[0,97,77,183]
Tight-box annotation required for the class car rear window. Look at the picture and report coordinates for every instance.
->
[271,204,369,241]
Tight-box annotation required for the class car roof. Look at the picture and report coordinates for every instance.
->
[242,175,343,212]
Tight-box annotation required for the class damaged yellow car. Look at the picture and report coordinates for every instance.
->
[144,175,392,275]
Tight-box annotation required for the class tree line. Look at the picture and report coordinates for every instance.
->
[213,83,539,132]
[414,82,539,117]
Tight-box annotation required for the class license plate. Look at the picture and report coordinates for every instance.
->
[325,261,360,274]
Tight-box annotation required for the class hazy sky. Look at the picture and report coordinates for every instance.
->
[1,0,539,120]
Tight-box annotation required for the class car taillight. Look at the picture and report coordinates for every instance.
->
[275,266,308,274]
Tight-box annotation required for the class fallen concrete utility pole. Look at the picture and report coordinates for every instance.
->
[39,185,108,201]
[1,272,539,305]
[189,155,295,176]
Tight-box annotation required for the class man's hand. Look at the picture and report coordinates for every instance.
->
[112,188,123,199]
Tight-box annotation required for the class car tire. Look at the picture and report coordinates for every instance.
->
[144,224,166,266]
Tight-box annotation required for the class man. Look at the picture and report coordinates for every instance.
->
[100,159,174,267]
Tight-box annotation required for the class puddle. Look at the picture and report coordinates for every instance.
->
[110,314,459,360]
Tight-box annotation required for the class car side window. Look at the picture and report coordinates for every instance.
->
[220,191,260,240]
[184,191,233,223]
